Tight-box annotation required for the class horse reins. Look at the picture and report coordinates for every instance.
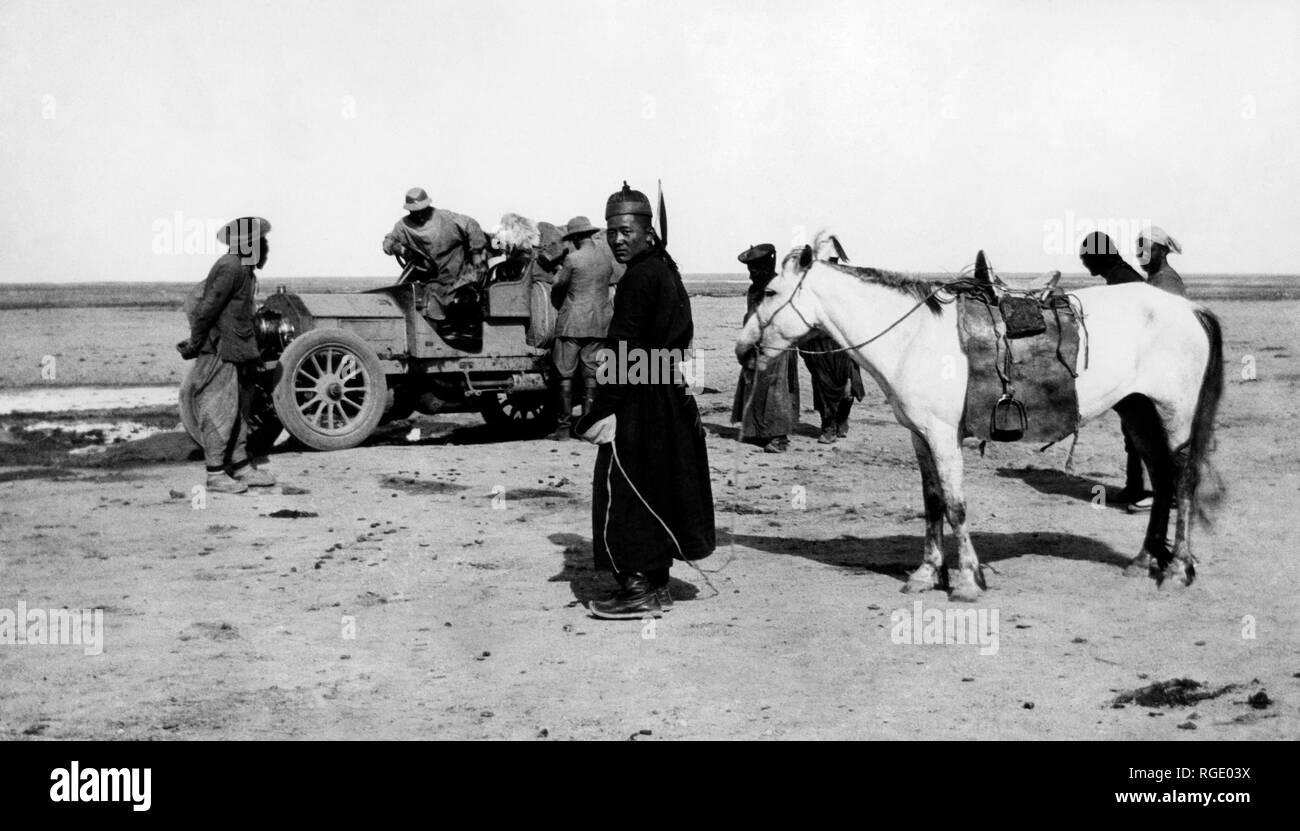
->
[753,268,983,358]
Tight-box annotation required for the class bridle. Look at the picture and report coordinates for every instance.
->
[753,263,970,358]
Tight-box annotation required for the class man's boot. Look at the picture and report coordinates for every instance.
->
[233,464,276,488]
[835,398,853,438]
[550,379,574,440]
[1118,447,1148,505]
[589,572,665,619]
[818,410,838,444]
[656,584,674,612]
[581,376,598,420]
[206,471,248,494]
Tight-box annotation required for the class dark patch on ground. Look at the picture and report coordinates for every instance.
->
[182,622,240,642]
[1111,678,1237,708]
[0,467,62,483]
[1246,690,1272,709]
[715,501,776,515]
[503,488,575,500]
[379,475,468,495]
[0,420,200,472]
[266,509,318,519]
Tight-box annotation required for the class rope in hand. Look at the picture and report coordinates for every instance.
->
[597,265,1024,601]
[604,430,721,598]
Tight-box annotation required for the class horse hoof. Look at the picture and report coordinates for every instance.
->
[947,569,982,602]
[1123,551,1151,577]
[1158,563,1195,589]
[902,575,936,593]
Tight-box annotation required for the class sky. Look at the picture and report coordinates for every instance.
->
[1,0,1297,282]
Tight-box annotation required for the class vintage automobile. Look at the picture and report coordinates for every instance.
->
[180,248,560,452]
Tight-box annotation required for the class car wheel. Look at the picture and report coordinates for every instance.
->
[272,329,386,451]
[477,390,555,434]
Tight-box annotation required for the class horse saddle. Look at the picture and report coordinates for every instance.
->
[956,251,1081,443]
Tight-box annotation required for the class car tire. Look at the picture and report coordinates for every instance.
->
[477,390,556,435]
[272,328,386,451]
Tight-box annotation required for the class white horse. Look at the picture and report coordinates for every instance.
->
[735,238,1223,601]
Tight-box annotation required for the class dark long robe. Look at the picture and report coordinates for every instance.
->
[731,277,800,440]
[576,247,715,574]
[801,336,866,422]
[1098,259,1145,285]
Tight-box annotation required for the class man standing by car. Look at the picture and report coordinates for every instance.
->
[575,183,715,619]
[382,187,488,306]
[549,216,615,439]
[177,217,278,494]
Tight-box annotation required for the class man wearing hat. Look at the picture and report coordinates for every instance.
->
[177,217,277,494]
[548,216,615,438]
[382,187,488,308]
[732,243,799,452]
[1137,226,1186,297]
[574,183,715,619]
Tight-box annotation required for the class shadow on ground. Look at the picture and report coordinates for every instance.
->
[545,531,702,605]
[996,465,1135,510]
[722,529,1130,585]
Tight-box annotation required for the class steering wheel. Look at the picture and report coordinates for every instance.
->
[393,249,435,285]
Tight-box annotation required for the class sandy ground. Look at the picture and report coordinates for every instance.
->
[1,295,1298,740]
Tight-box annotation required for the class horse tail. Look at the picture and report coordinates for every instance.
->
[1188,306,1225,524]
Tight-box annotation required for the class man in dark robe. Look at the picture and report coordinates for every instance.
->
[731,244,799,452]
[801,342,865,444]
[574,183,715,619]
[1079,230,1149,510]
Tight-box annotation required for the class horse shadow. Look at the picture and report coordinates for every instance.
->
[703,421,740,441]
[722,528,1130,585]
[995,466,1133,510]
[544,532,701,605]
[703,420,823,442]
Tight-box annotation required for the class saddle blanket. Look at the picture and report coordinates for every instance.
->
[957,294,1083,443]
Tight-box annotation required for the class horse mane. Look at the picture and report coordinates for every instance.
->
[782,232,944,313]
[822,262,943,314]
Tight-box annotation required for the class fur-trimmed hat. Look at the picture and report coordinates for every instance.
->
[605,181,652,220]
